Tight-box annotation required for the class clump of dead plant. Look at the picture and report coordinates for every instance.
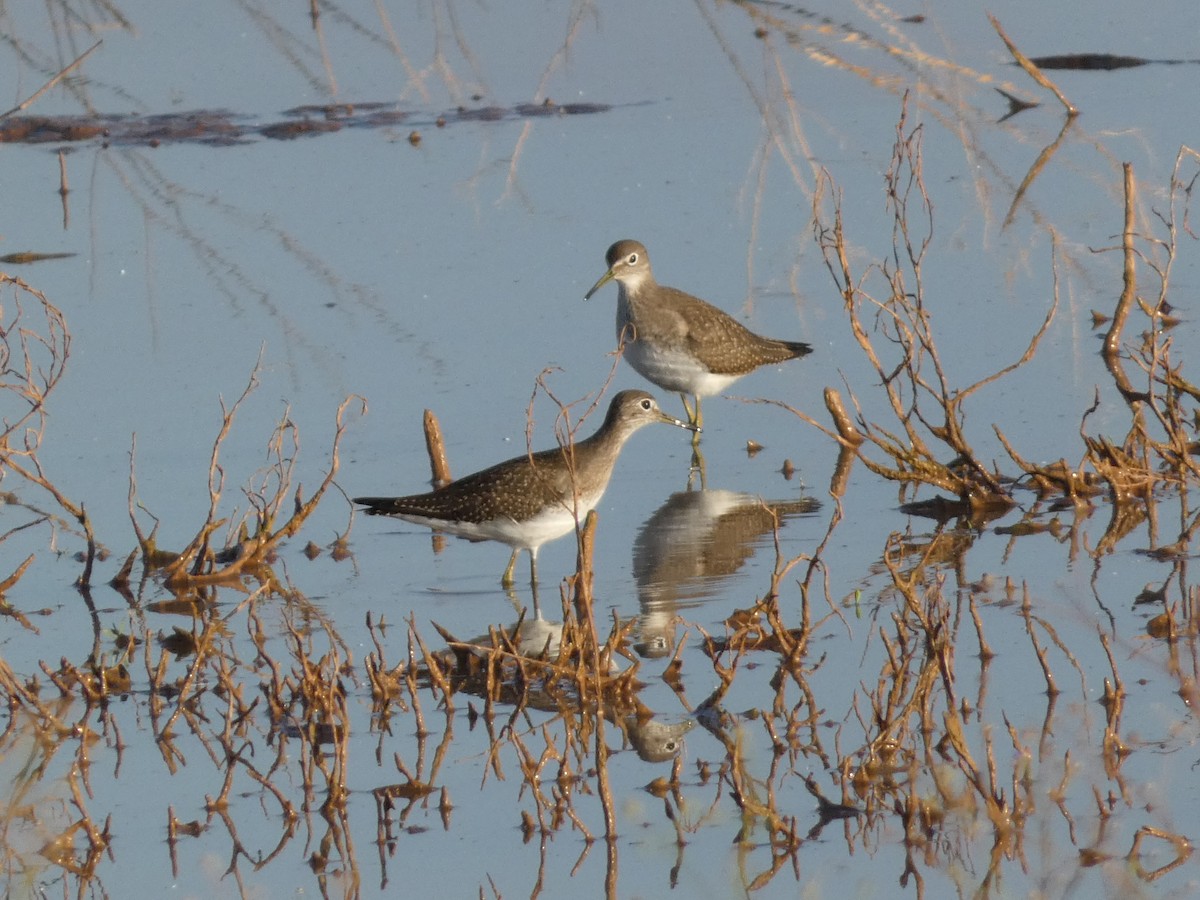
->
[805,98,1200,579]
[120,357,364,594]
[810,100,1053,518]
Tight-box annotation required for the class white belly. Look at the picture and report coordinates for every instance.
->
[399,494,600,551]
[617,294,741,397]
[622,338,740,397]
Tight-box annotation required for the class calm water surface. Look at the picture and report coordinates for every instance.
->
[2,1,1199,897]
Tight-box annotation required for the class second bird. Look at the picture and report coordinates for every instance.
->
[584,239,811,435]
[354,390,696,590]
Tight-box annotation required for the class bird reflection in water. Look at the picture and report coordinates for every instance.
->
[633,489,821,658]
[617,708,695,762]
[434,613,694,762]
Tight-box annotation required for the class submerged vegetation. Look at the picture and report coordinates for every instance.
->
[2,4,1200,900]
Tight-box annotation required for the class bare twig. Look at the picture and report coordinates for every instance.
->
[988,15,1077,116]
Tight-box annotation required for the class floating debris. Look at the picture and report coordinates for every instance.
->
[0,100,615,148]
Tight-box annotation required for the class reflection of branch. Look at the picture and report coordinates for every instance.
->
[1127,825,1194,881]
[0,553,35,596]
[957,247,1059,402]
[0,41,100,120]
[1003,115,1077,229]
[1103,164,1138,364]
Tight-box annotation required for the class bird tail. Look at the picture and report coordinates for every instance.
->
[354,496,402,515]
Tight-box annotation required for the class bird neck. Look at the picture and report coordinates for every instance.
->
[571,408,636,470]
[617,269,654,301]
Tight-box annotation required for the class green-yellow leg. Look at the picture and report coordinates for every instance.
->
[502,549,541,616]
[501,549,520,587]
[679,393,703,444]
[679,393,695,425]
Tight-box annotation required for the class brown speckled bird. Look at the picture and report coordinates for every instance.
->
[355,390,696,587]
[584,239,811,434]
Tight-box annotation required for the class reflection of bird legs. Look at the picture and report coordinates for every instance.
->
[529,577,541,618]
[504,582,523,616]
[688,444,708,490]
[504,584,542,620]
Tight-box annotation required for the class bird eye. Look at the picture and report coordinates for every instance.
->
[626,253,638,265]
[640,398,652,410]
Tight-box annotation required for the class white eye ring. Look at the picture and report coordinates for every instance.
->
[626,253,638,265]
[639,398,652,411]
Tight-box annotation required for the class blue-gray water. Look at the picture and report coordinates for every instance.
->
[2,1,1199,896]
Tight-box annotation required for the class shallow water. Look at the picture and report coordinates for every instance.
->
[2,1,1200,897]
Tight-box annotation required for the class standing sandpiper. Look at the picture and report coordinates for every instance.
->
[584,239,811,436]
[355,390,696,588]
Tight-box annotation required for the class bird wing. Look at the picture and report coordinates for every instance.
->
[358,445,586,524]
[659,288,809,374]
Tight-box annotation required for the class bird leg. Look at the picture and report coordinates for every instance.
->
[679,393,703,444]
[678,393,696,425]
[502,549,520,587]
[676,393,700,444]
[528,550,542,618]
